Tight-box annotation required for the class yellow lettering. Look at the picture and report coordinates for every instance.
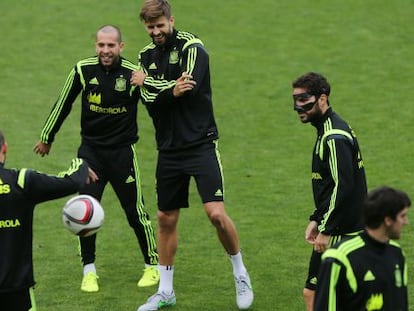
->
[0,218,21,228]
[0,184,11,194]
[89,104,127,115]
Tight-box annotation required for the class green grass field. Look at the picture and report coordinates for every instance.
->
[1,0,414,310]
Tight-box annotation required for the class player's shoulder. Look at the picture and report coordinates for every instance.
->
[176,30,204,50]
[76,56,99,68]
[323,235,365,261]
[389,239,403,250]
[15,168,35,189]
[326,110,351,131]
[120,57,139,71]
[139,42,156,55]
[176,30,199,41]
[321,112,354,144]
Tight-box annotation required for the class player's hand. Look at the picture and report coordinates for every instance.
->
[313,233,330,253]
[130,70,147,86]
[87,168,99,184]
[305,220,319,244]
[33,141,52,157]
[173,72,196,97]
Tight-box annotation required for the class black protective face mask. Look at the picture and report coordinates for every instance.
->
[293,93,319,113]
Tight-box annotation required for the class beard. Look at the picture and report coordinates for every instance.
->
[152,28,173,46]
[308,107,325,124]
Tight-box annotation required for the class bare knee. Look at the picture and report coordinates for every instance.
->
[303,288,315,311]
[204,202,235,231]
[208,210,226,229]
[157,210,179,233]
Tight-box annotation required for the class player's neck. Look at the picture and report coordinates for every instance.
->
[366,227,389,243]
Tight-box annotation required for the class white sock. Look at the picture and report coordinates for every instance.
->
[229,251,247,276]
[158,265,174,294]
[83,263,96,275]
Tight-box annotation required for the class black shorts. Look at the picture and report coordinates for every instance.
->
[156,141,224,211]
[305,234,348,290]
[0,287,34,311]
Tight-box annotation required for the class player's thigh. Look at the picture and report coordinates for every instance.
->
[156,154,190,210]
[192,145,224,203]
[107,145,141,205]
[305,249,322,290]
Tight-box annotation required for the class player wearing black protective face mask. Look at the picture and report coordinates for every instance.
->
[292,72,368,311]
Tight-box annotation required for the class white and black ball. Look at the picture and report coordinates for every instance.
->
[62,195,104,237]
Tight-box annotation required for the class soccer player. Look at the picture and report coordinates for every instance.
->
[314,186,410,310]
[131,0,254,310]
[292,72,367,311]
[33,25,159,292]
[0,130,96,311]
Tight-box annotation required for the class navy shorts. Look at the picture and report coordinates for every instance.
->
[305,234,347,290]
[156,141,224,211]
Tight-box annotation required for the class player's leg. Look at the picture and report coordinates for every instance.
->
[78,179,105,293]
[77,144,106,292]
[194,142,253,310]
[303,249,322,311]
[156,209,180,265]
[137,151,187,311]
[203,201,239,253]
[109,144,158,287]
[303,234,344,311]
[192,142,240,254]
[137,210,179,311]
[303,288,315,311]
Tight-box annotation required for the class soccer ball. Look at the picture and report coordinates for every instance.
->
[62,195,104,237]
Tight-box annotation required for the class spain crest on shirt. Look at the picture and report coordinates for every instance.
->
[115,77,126,92]
[169,50,179,64]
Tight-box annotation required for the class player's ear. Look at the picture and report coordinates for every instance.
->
[384,216,394,227]
[319,94,328,103]
[318,94,329,108]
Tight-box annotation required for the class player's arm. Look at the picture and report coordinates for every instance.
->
[33,141,52,157]
[18,158,94,204]
[178,43,208,95]
[34,66,82,155]
[134,54,176,105]
[121,59,141,102]
[318,137,356,234]
[305,220,319,244]
[138,42,206,103]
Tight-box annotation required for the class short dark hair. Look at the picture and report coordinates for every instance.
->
[0,130,4,147]
[363,186,411,229]
[292,72,331,97]
[140,0,172,22]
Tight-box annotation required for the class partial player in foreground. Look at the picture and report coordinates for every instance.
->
[131,0,253,310]
[314,186,410,310]
[292,72,367,311]
[33,25,159,292]
[0,130,97,311]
